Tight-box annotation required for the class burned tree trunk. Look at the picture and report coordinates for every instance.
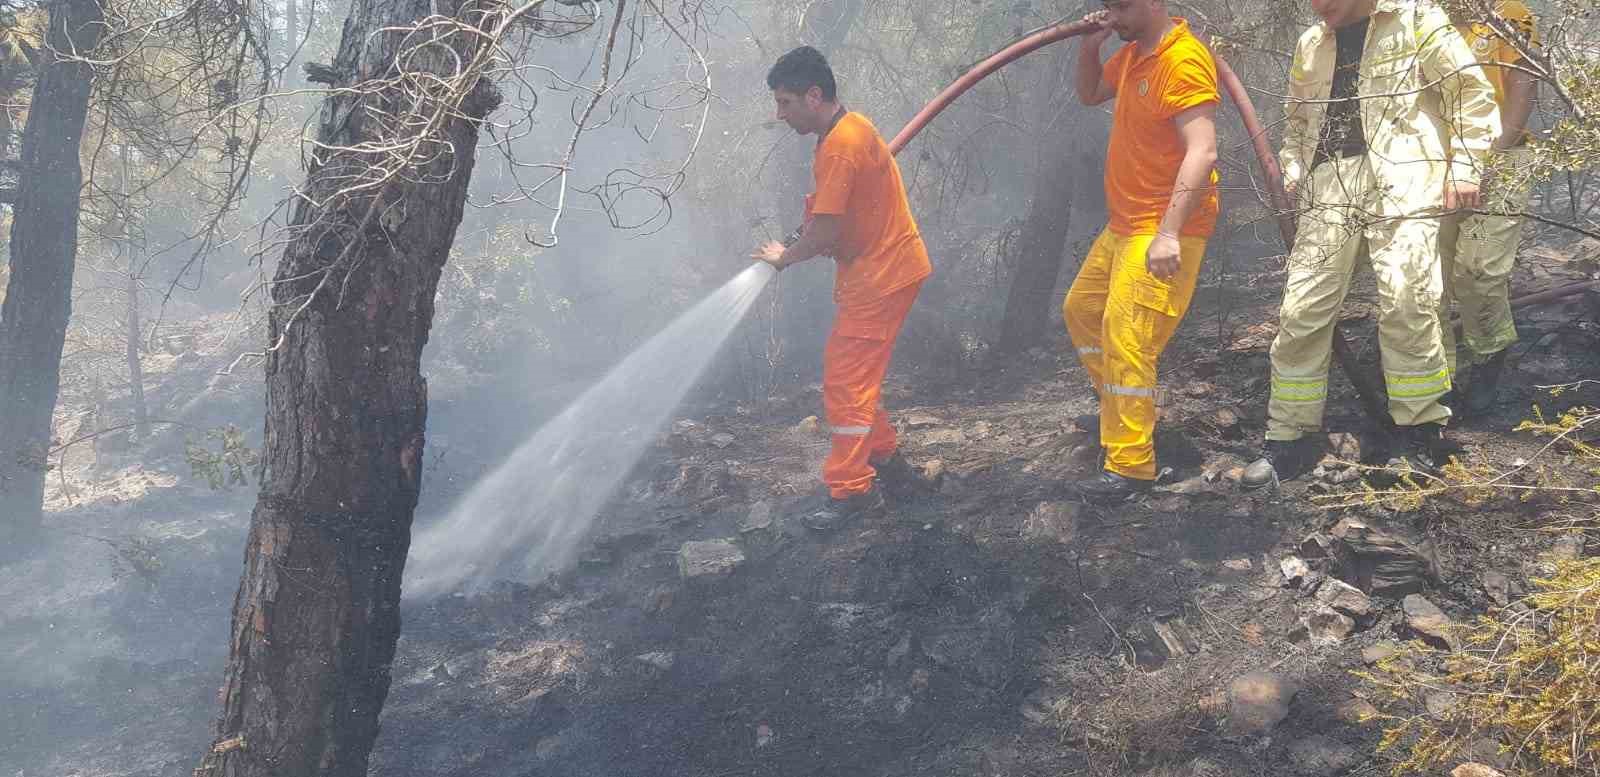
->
[0,0,104,554]
[283,0,298,83]
[198,0,500,774]
[124,272,147,439]
[995,46,1088,355]
[995,150,1077,353]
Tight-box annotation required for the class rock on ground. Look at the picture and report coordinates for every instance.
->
[1480,570,1512,606]
[1362,641,1401,665]
[1280,556,1315,588]
[1334,698,1379,725]
[1286,734,1362,776]
[1331,518,1438,597]
[1022,502,1081,546]
[1314,579,1374,619]
[1402,594,1460,650]
[1225,671,1297,736]
[739,501,774,533]
[1452,765,1507,777]
[922,428,967,445]
[1303,606,1356,645]
[678,539,745,579]
[635,651,675,670]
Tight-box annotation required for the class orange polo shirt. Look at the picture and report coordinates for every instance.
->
[806,111,933,308]
[1100,19,1220,237]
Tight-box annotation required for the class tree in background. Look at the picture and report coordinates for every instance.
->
[995,41,1106,354]
[0,0,272,553]
[0,0,103,555]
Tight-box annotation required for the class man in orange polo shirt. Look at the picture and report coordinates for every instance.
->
[1063,0,1220,502]
[753,46,933,529]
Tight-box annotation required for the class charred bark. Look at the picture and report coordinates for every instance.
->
[995,150,1077,353]
[0,0,104,553]
[994,46,1088,355]
[198,0,500,774]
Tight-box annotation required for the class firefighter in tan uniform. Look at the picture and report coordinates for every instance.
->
[1439,1,1540,416]
[1242,0,1501,487]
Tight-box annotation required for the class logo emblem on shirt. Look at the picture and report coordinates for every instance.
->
[1473,37,1492,54]
[1138,79,1150,96]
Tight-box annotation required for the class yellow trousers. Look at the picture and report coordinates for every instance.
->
[1064,228,1207,480]
[1439,145,1532,376]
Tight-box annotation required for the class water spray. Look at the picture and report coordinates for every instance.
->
[405,264,776,598]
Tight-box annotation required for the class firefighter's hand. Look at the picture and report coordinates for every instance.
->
[752,240,787,269]
[1082,10,1113,43]
[1444,181,1482,211]
[1147,233,1181,280]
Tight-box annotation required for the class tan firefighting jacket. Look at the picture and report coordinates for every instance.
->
[1279,0,1501,215]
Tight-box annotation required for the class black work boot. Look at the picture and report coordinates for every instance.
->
[1393,422,1464,474]
[1071,413,1101,441]
[1240,439,1315,489]
[1071,470,1153,504]
[804,486,887,531]
[1462,349,1509,417]
[871,452,929,498]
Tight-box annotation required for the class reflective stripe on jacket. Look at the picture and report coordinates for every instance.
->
[1280,0,1501,216]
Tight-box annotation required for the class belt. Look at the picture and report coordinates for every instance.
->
[1312,146,1367,170]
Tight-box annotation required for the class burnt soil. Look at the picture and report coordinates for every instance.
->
[3,239,1598,777]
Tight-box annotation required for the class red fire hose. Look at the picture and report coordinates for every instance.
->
[887,18,1101,155]
[885,21,1595,424]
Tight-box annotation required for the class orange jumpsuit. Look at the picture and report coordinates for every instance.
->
[807,111,932,498]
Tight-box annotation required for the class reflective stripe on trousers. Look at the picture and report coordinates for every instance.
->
[1267,154,1453,441]
[1438,145,1532,375]
[1064,228,1207,480]
[822,282,921,498]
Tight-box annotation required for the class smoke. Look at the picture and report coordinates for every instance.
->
[404,262,777,599]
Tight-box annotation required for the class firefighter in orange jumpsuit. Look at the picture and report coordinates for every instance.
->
[753,46,933,530]
[1063,0,1221,503]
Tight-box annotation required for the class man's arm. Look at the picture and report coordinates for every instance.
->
[753,215,842,270]
[1279,39,1315,195]
[1420,5,1501,209]
[1495,66,1537,149]
[1146,103,1218,279]
[1076,12,1117,106]
[1492,0,1540,150]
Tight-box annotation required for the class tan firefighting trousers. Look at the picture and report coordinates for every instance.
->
[1065,228,1207,480]
[1266,154,1453,441]
[1438,145,1533,376]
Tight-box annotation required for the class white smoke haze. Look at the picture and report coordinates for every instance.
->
[404,262,777,598]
